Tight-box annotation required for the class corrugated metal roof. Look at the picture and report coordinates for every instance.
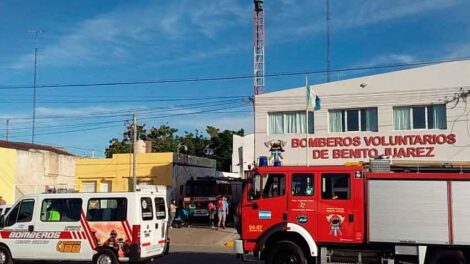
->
[0,140,74,156]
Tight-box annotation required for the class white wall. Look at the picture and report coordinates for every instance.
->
[15,150,76,200]
[232,133,255,177]
[255,61,470,165]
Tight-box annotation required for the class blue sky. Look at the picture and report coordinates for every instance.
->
[0,0,469,156]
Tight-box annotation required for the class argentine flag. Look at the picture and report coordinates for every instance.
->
[306,83,321,111]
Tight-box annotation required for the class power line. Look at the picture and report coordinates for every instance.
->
[1,56,470,90]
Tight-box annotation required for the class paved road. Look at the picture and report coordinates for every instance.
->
[20,227,245,264]
[158,244,244,264]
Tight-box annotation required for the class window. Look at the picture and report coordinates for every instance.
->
[329,108,378,132]
[268,111,314,134]
[87,198,127,221]
[262,174,286,198]
[292,174,314,196]
[249,174,262,200]
[41,199,82,222]
[141,197,154,221]
[155,198,167,220]
[393,105,446,130]
[82,181,97,192]
[5,199,35,226]
[17,199,35,223]
[321,173,350,200]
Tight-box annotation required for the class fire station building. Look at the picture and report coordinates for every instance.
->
[255,60,470,165]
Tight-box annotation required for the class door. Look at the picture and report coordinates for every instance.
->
[35,198,85,260]
[1,199,36,259]
[317,172,363,243]
[100,181,111,193]
[154,197,168,254]
[140,197,159,258]
[288,172,318,238]
[242,173,288,241]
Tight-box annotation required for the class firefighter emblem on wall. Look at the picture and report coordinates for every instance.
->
[264,140,287,165]
[326,214,345,237]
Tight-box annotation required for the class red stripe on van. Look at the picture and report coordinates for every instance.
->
[80,210,96,249]
[142,242,151,247]
[71,232,76,239]
[122,220,132,242]
[158,240,166,244]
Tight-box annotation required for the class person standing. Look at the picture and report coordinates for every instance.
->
[217,196,228,229]
[207,201,216,228]
[0,196,6,206]
[188,200,196,228]
[170,200,177,229]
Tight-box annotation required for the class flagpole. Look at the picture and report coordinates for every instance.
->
[305,75,310,167]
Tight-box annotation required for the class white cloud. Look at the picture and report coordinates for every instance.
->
[270,0,462,40]
[362,53,419,67]
[9,1,250,69]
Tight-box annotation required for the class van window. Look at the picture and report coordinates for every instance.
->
[5,199,35,227]
[155,198,166,220]
[87,198,127,221]
[141,197,153,221]
[321,173,350,200]
[41,199,82,222]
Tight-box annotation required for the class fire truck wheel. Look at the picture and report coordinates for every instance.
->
[93,249,118,264]
[429,250,465,264]
[0,245,13,264]
[266,241,308,264]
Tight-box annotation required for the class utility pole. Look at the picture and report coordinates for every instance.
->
[31,30,43,144]
[132,114,137,192]
[5,119,9,141]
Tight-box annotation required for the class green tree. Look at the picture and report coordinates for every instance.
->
[105,123,245,172]
[206,126,244,171]
[147,124,179,152]
[105,124,147,158]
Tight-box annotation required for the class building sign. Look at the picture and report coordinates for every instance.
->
[291,134,456,160]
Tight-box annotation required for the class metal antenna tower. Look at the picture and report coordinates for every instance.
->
[326,0,331,82]
[30,30,43,144]
[254,0,265,95]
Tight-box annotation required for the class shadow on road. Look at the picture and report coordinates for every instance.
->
[158,251,242,264]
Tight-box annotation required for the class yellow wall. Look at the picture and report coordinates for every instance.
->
[76,153,174,192]
[0,147,16,204]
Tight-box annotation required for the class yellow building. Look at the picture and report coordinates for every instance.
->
[76,152,216,199]
[0,147,16,204]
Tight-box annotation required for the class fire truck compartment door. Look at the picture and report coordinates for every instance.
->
[368,180,449,244]
[317,172,363,243]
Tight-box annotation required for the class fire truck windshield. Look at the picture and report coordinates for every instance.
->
[186,181,217,197]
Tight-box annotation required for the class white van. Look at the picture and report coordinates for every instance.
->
[0,189,169,264]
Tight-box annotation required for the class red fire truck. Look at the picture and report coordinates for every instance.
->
[234,159,470,264]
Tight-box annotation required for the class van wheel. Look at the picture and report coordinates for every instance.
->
[266,241,307,264]
[0,245,13,264]
[93,249,118,264]
[428,250,465,264]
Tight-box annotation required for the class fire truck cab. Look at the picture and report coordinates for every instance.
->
[235,161,470,264]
